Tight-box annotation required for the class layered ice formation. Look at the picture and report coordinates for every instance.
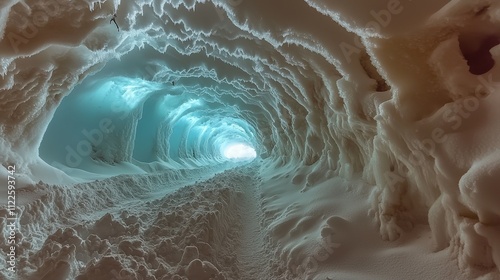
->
[2,0,500,279]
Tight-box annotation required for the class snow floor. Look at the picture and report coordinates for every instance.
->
[1,162,481,280]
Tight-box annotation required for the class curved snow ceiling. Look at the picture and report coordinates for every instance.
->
[3,0,500,273]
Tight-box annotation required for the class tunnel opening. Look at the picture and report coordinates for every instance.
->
[221,142,257,161]
[38,45,262,179]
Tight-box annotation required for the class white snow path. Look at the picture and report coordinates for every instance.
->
[234,167,271,280]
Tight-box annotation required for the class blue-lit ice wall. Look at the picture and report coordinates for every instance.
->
[40,47,261,173]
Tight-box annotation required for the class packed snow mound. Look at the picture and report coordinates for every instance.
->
[8,168,257,279]
[2,0,500,279]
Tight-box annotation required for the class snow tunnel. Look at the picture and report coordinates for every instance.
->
[2,0,500,279]
[39,45,260,177]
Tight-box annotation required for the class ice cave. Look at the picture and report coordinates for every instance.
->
[2,0,500,279]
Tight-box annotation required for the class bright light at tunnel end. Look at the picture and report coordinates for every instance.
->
[222,143,257,161]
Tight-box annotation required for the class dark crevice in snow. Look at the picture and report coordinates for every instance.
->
[459,34,500,75]
[360,52,390,92]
